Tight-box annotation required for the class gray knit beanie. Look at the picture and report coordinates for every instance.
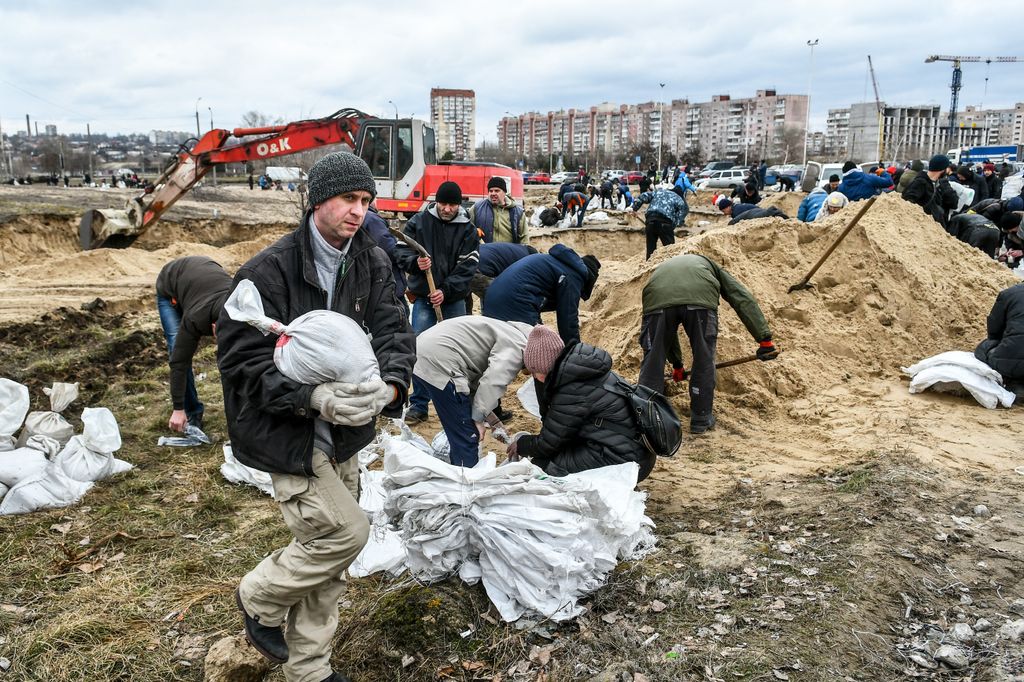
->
[307,152,376,206]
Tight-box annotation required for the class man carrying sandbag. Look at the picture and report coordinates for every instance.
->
[413,317,534,467]
[156,256,233,433]
[217,152,415,682]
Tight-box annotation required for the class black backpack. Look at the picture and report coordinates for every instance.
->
[599,372,682,457]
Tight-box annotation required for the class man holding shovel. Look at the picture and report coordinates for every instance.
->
[395,180,481,424]
[637,254,775,434]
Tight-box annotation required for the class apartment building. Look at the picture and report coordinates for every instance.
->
[430,88,476,160]
[952,103,1024,147]
[845,102,942,162]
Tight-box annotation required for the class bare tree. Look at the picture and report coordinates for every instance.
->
[776,126,805,165]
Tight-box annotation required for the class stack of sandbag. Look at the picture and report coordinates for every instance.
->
[0,382,133,515]
[224,279,379,384]
[377,438,655,622]
[902,351,1015,409]
[17,382,78,448]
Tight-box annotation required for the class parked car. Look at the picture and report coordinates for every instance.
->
[623,171,646,183]
[549,171,575,184]
[521,171,535,184]
[601,169,627,181]
[525,172,551,185]
[700,168,751,189]
[764,164,804,186]
[698,161,737,179]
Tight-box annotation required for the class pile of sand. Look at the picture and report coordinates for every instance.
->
[580,192,1017,423]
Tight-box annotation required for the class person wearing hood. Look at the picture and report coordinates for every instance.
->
[618,176,633,208]
[903,154,959,230]
[837,161,892,201]
[632,185,690,259]
[637,254,775,434]
[482,244,601,345]
[956,165,988,207]
[413,317,534,467]
[395,180,480,423]
[469,176,527,244]
[975,281,1024,398]
[505,325,655,481]
[998,212,1024,269]
[898,160,924,194]
[797,186,828,222]
[674,170,697,196]
[815,192,849,221]
[156,256,233,433]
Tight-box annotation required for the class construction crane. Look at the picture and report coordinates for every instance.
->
[867,55,884,162]
[925,55,1021,147]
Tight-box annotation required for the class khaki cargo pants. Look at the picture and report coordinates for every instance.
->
[238,449,370,682]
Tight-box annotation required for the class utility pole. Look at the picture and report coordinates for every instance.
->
[208,107,217,186]
[658,83,666,179]
[86,123,93,181]
[803,39,819,166]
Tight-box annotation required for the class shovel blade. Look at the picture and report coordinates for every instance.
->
[787,281,814,293]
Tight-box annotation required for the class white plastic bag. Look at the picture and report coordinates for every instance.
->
[529,206,546,228]
[53,407,132,482]
[903,351,1015,409]
[516,378,541,419]
[220,443,274,496]
[0,463,94,515]
[17,382,79,448]
[0,435,60,487]
[224,279,379,384]
[586,211,610,223]
[0,379,30,452]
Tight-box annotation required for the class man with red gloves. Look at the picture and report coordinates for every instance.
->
[637,254,775,433]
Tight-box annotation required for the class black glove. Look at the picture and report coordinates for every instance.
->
[757,335,777,361]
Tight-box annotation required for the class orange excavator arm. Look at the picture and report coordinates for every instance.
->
[79,108,367,249]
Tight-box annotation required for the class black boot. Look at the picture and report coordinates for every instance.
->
[235,589,288,664]
[322,673,353,682]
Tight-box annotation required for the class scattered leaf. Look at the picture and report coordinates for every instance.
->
[77,561,104,574]
[650,600,668,613]
[184,492,199,503]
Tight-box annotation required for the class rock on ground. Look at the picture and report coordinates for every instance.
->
[203,635,270,682]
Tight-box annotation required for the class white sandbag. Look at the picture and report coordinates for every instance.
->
[0,482,7,500]
[224,279,379,384]
[220,443,274,496]
[586,211,610,223]
[16,382,78,448]
[529,206,546,228]
[0,446,49,487]
[53,407,132,482]
[557,212,573,229]
[948,181,975,213]
[907,365,1014,409]
[516,378,541,419]
[430,431,451,464]
[0,378,30,452]
[1001,172,1022,201]
[902,351,1004,383]
[0,463,94,515]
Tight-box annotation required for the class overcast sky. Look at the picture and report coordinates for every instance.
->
[2,1,1022,142]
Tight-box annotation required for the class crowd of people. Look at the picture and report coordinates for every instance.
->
[149,149,1023,682]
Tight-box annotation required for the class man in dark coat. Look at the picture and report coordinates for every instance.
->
[999,212,1024,269]
[948,213,1001,257]
[730,181,762,205]
[638,254,775,433]
[217,152,415,681]
[982,163,1003,201]
[156,256,233,433]
[482,244,600,344]
[729,205,789,225]
[360,205,406,302]
[470,242,538,311]
[713,196,759,220]
[903,154,959,230]
[506,325,655,481]
[956,165,988,207]
[395,180,480,422]
[975,282,1024,397]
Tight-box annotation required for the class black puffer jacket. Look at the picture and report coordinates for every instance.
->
[517,342,654,480]
[949,213,1001,257]
[975,283,1024,381]
[395,203,479,301]
[217,214,416,476]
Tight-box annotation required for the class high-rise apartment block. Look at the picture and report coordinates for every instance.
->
[430,88,476,160]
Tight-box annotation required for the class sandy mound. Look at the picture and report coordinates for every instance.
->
[580,192,1017,421]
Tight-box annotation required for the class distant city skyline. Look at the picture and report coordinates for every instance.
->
[2,1,1022,144]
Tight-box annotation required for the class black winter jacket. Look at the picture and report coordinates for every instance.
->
[395,203,480,301]
[216,214,416,476]
[975,283,1024,381]
[949,213,1001,257]
[903,173,958,229]
[957,168,989,207]
[516,343,654,480]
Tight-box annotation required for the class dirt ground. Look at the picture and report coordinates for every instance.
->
[1,182,1023,681]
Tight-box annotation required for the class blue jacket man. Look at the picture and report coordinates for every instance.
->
[674,172,697,195]
[837,162,892,201]
[633,187,690,259]
[483,243,601,344]
[797,187,828,222]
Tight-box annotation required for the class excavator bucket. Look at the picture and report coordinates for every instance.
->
[79,208,141,250]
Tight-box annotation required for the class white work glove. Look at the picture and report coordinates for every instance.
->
[310,377,394,427]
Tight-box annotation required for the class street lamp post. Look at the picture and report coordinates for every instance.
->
[208,107,217,186]
[802,39,819,166]
[657,83,666,181]
[194,97,202,138]
[387,100,398,121]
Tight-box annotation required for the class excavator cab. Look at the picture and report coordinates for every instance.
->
[355,119,433,207]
